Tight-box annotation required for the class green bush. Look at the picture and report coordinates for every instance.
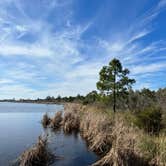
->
[123,111,136,126]
[83,91,99,105]
[135,107,162,134]
[161,112,166,132]
[138,135,157,161]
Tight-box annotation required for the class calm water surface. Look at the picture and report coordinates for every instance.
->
[0,102,98,166]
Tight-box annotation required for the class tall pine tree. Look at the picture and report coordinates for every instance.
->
[97,58,135,112]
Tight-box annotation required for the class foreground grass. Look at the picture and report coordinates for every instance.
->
[16,135,54,166]
[42,103,166,166]
[68,104,166,166]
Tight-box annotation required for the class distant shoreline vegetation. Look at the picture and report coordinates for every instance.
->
[0,86,165,109]
[0,99,60,104]
[0,58,165,112]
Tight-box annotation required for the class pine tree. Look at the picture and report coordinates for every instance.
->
[97,58,135,112]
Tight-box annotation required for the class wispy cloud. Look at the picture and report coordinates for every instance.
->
[131,63,166,75]
[0,43,54,57]
[157,0,166,10]
[0,0,165,98]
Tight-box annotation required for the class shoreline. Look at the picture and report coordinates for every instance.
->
[16,102,166,166]
[0,100,62,105]
[16,102,98,166]
[57,103,166,166]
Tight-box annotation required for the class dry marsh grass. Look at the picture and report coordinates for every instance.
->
[79,106,146,166]
[42,113,51,128]
[63,103,166,166]
[18,135,54,166]
[61,103,83,133]
[62,111,80,133]
[80,110,112,155]
[157,134,166,165]
[50,111,63,129]
[40,103,166,166]
[42,111,63,130]
[92,116,148,166]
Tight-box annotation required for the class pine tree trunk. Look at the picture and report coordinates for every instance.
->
[113,72,116,113]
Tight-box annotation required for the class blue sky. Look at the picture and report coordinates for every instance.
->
[0,0,166,99]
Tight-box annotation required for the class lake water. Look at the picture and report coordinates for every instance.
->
[0,102,98,166]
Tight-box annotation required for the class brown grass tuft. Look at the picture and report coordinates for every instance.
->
[42,113,51,128]
[50,111,63,129]
[18,135,54,166]
[157,134,166,166]
[80,110,112,155]
[92,116,148,166]
[62,111,80,133]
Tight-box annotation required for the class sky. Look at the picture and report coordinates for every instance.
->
[0,0,166,99]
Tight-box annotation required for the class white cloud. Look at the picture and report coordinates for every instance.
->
[157,0,166,9]
[0,84,37,99]
[65,62,102,79]
[0,0,165,99]
[0,79,14,84]
[0,43,54,57]
[131,63,166,75]
[134,82,152,90]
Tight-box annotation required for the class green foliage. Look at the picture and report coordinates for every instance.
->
[76,94,84,101]
[122,111,137,126]
[45,96,55,102]
[83,91,99,104]
[56,95,61,102]
[99,94,113,106]
[156,88,166,110]
[138,135,157,161]
[134,107,162,134]
[54,94,85,103]
[141,88,156,99]
[139,134,166,165]
[96,59,135,95]
[127,88,157,112]
[161,112,166,133]
[96,58,135,112]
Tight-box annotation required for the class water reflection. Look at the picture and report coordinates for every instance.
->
[0,102,98,166]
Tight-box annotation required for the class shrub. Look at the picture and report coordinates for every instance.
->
[123,111,136,126]
[134,107,162,134]
[83,91,99,105]
[161,112,166,132]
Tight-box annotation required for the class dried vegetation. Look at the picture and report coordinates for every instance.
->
[62,104,166,166]
[40,103,166,166]
[17,136,54,166]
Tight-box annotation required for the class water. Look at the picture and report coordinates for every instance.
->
[0,102,98,166]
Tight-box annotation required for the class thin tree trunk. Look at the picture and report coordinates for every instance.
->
[113,72,116,113]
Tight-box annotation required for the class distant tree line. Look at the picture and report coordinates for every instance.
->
[1,58,165,134]
[0,58,165,113]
